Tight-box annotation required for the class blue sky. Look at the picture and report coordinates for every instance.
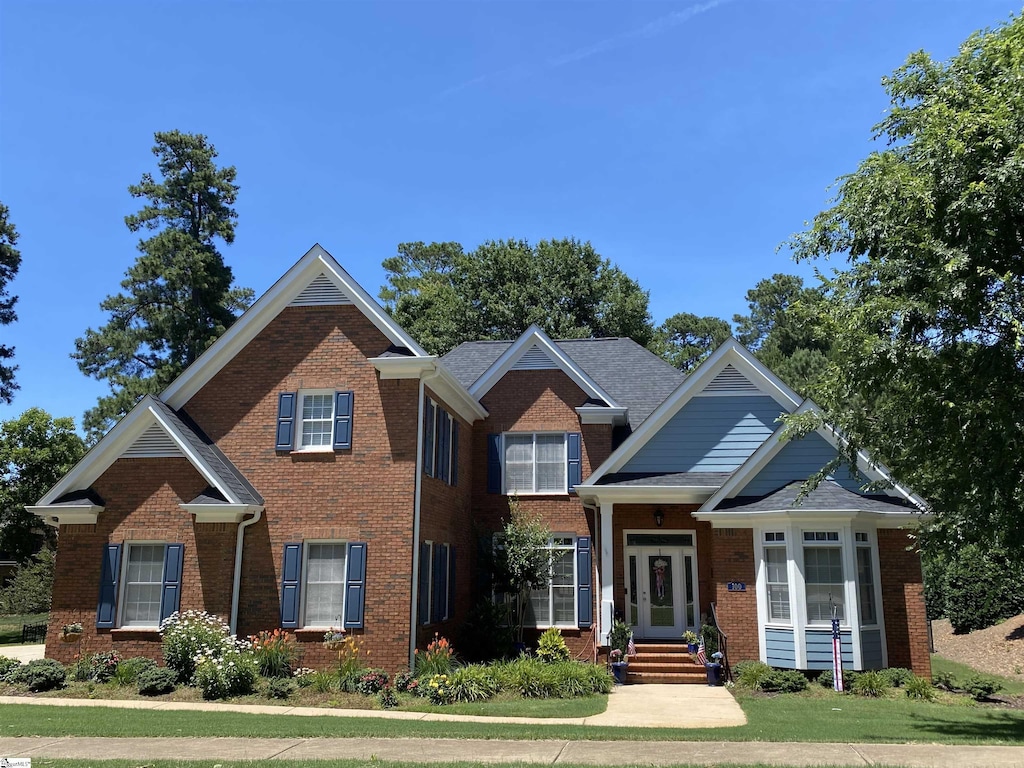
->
[0,0,1017,430]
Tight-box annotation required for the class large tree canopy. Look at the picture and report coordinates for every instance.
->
[0,409,85,562]
[652,312,731,372]
[0,202,21,404]
[789,15,1024,551]
[380,239,653,354]
[73,131,253,439]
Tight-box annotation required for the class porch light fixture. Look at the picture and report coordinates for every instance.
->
[654,509,665,527]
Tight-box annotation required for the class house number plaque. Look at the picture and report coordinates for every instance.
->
[726,582,746,592]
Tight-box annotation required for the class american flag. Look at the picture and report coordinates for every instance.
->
[695,636,708,665]
[832,616,844,692]
[627,634,637,657]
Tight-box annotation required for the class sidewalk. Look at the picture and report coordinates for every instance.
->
[2,736,1024,766]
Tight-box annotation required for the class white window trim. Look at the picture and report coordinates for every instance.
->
[117,541,167,629]
[294,389,336,453]
[424,398,457,486]
[800,529,846,626]
[854,529,883,629]
[530,534,577,629]
[300,539,347,629]
[501,432,568,496]
[764,535,792,625]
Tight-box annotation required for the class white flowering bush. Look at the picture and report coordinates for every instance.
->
[194,647,259,700]
[160,610,249,684]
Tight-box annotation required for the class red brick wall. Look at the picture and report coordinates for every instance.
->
[878,528,931,678]
[470,370,607,659]
[710,528,759,664]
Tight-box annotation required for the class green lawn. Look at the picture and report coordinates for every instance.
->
[0,612,47,645]
[2,688,1023,745]
[931,654,1024,695]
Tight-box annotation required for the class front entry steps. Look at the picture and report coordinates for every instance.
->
[625,642,707,684]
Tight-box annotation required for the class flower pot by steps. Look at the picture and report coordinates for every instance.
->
[610,661,629,685]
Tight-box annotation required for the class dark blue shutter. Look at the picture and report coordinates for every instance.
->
[438,411,450,483]
[567,432,582,490]
[451,421,460,487]
[276,392,296,450]
[487,434,502,494]
[96,543,122,629]
[418,542,431,625]
[280,543,303,629]
[344,542,367,629]
[159,543,184,622]
[424,400,435,477]
[446,546,456,620]
[577,536,593,629]
[431,543,445,623]
[333,391,353,450]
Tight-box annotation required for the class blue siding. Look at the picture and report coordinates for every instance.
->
[861,628,884,670]
[742,432,866,496]
[622,395,783,473]
[805,628,853,670]
[765,627,796,668]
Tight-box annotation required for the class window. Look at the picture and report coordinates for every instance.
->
[803,531,844,622]
[423,398,458,486]
[418,541,454,624]
[763,532,790,622]
[856,536,877,624]
[275,390,353,452]
[299,392,334,449]
[121,544,165,627]
[527,536,576,627]
[303,543,346,627]
[504,433,566,494]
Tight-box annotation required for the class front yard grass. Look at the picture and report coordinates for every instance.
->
[0,612,47,645]
[931,653,1024,695]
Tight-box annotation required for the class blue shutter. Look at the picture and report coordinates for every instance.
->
[567,432,582,490]
[487,434,502,494]
[96,543,122,629]
[333,391,353,450]
[577,536,593,629]
[431,543,445,623]
[446,545,456,620]
[159,543,185,622]
[276,392,296,450]
[424,400,435,477]
[451,421,460,487]
[418,542,431,625]
[344,542,367,629]
[280,543,303,629]
[438,411,450,483]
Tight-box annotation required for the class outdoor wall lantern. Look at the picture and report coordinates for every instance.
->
[653,509,665,527]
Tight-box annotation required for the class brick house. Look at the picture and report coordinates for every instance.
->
[31,245,931,678]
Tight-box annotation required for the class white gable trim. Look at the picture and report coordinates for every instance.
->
[468,325,620,406]
[580,339,802,485]
[370,356,488,422]
[163,244,428,409]
[35,396,242,507]
[699,400,926,513]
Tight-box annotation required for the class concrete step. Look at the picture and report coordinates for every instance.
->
[627,670,709,684]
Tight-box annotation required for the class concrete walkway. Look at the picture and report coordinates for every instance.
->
[1,643,44,662]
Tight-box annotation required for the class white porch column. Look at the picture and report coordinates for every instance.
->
[599,501,615,646]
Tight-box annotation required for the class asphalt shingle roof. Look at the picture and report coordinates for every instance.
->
[440,337,684,429]
[596,471,731,488]
[715,480,913,514]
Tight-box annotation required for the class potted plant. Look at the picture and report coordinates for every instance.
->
[682,630,698,653]
[322,627,347,651]
[607,619,633,685]
[61,622,83,643]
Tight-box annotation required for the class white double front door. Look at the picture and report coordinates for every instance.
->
[624,532,699,640]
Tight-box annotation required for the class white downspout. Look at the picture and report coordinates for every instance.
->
[230,508,263,636]
[410,370,438,668]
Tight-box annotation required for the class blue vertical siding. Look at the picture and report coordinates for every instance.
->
[765,627,797,668]
[741,432,866,495]
[622,395,784,473]
[860,628,884,669]
[805,628,853,670]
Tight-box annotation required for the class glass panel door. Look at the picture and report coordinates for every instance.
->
[624,538,700,640]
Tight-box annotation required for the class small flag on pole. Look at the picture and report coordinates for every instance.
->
[627,634,636,657]
[695,635,708,665]
[831,611,844,692]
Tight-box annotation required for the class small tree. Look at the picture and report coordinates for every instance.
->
[493,497,552,644]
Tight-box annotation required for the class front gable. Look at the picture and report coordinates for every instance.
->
[739,431,866,496]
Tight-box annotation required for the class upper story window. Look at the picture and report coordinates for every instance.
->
[423,398,458,486]
[505,433,566,494]
[276,390,353,452]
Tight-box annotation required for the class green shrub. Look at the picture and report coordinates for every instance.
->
[734,660,772,690]
[355,669,390,695]
[194,649,259,699]
[880,667,914,688]
[817,669,834,688]
[160,610,238,683]
[851,670,890,697]
[113,657,157,687]
[0,548,54,614]
[941,544,1024,633]
[394,670,417,693]
[904,675,935,700]
[88,650,121,683]
[759,669,808,693]
[0,655,22,680]
[699,624,720,656]
[458,600,514,662]
[424,673,454,705]
[536,627,571,663]
[447,664,499,702]
[378,685,398,709]
[137,667,177,696]
[307,671,337,693]
[250,629,297,678]
[962,674,1003,701]
[493,656,558,699]
[11,658,65,691]
[265,677,295,699]
[932,671,957,691]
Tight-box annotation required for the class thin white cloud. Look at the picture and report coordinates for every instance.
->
[441,0,734,97]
